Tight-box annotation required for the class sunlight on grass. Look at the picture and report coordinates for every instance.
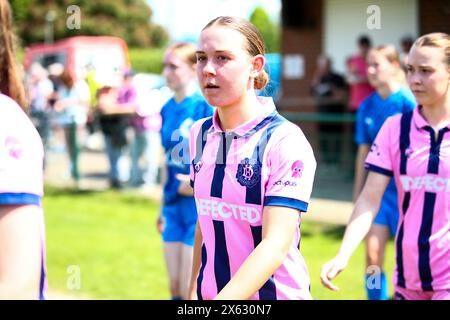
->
[43,186,395,300]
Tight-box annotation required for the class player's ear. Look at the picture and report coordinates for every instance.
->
[250,54,265,78]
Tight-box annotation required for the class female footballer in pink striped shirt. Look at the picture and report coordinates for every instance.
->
[0,0,47,299]
[321,33,450,300]
[188,16,317,300]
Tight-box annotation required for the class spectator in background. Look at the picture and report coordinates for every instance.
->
[47,62,64,101]
[311,55,348,164]
[128,86,164,188]
[97,70,136,189]
[99,70,164,188]
[54,69,90,185]
[346,35,375,112]
[27,63,54,154]
[399,36,414,71]
[84,64,102,137]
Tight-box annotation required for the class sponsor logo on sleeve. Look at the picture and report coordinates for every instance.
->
[291,160,304,179]
[272,180,297,187]
[5,136,22,160]
[370,142,380,156]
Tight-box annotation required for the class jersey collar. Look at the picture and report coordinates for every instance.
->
[208,97,277,137]
[413,105,450,130]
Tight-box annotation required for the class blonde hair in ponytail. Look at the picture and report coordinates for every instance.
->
[0,0,26,109]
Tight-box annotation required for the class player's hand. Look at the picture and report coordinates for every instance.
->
[320,256,348,291]
[175,174,190,183]
[188,282,198,300]
[176,174,193,196]
[156,214,164,234]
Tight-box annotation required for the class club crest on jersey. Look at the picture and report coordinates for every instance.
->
[236,157,261,188]
[291,160,304,178]
[4,136,22,159]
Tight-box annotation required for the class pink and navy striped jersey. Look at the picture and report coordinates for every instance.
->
[0,94,47,299]
[189,97,316,300]
[365,106,450,291]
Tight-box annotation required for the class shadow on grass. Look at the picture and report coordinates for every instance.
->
[44,185,160,208]
[301,222,346,239]
[44,186,104,198]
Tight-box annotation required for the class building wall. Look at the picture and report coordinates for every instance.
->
[419,0,450,34]
[280,0,450,112]
[324,0,418,74]
[279,0,323,112]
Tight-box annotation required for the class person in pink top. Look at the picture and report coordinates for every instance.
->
[188,16,317,300]
[0,0,47,299]
[321,32,450,300]
[346,35,375,112]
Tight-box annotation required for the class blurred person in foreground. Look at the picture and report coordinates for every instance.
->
[0,0,47,299]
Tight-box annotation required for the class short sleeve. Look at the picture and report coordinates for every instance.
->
[355,100,370,144]
[264,130,317,213]
[0,98,44,206]
[364,117,394,176]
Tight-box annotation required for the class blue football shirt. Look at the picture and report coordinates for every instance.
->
[160,92,213,204]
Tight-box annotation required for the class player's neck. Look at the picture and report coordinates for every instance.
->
[421,92,450,131]
[217,91,259,132]
[377,81,401,99]
[174,81,196,103]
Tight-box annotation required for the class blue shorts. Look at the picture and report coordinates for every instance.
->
[373,182,399,236]
[162,196,197,246]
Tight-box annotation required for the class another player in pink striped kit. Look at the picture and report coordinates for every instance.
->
[188,16,316,300]
[0,0,47,299]
[321,33,450,300]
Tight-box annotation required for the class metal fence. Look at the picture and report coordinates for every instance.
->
[282,112,357,201]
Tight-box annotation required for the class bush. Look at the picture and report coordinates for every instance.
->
[128,47,165,74]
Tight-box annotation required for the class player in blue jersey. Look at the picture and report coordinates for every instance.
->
[157,42,213,300]
[353,45,416,300]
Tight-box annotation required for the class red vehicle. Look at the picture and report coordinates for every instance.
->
[24,36,130,84]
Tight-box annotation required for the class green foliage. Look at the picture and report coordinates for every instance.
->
[10,0,169,48]
[249,6,280,53]
[129,47,165,74]
[10,0,32,22]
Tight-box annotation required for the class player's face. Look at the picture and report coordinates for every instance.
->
[196,26,254,109]
[367,51,395,88]
[406,46,450,107]
[163,51,195,93]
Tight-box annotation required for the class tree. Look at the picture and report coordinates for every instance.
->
[249,6,280,53]
[9,0,169,48]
